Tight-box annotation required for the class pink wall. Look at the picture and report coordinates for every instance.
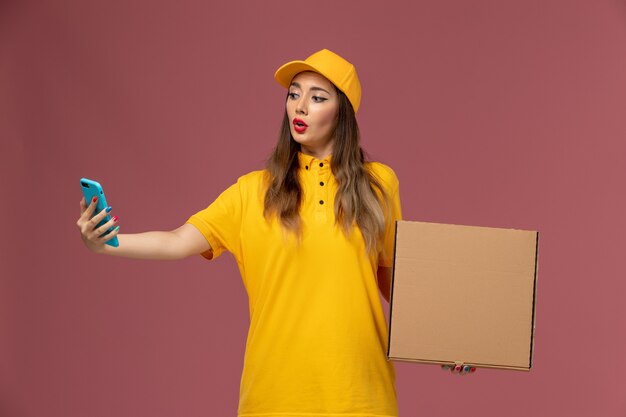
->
[2,0,625,416]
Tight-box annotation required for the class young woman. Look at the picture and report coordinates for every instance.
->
[77,49,467,417]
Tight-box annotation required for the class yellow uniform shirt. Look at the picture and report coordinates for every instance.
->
[185,152,402,417]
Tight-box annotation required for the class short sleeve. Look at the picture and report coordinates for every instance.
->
[377,167,402,268]
[185,179,243,261]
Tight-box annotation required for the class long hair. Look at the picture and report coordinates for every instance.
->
[263,89,388,254]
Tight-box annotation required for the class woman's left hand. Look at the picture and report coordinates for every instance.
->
[441,364,477,375]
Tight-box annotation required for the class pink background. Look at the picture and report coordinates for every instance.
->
[2,0,625,416]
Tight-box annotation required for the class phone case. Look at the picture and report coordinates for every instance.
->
[80,178,119,247]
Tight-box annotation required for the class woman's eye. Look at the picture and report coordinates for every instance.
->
[312,96,327,103]
[288,92,299,99]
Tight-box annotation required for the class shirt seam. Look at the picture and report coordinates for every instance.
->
[239,413,397,417]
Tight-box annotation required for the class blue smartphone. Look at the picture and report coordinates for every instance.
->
[80,178,119,247]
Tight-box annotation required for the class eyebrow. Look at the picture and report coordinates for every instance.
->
[290,82,331,95]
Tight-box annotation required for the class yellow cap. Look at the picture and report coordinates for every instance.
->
[274,49,362,113]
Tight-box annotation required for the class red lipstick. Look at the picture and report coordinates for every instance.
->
[293,118,308,134]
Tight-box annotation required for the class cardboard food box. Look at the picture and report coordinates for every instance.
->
[387,220,539,371]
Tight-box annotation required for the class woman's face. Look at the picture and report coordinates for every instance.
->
[286,71,339,157]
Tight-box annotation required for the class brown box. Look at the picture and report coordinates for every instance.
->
[387,220,539,371]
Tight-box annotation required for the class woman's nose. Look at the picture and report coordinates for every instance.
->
[296,98,308,115]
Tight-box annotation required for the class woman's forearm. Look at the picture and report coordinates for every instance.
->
[100,231,184,260]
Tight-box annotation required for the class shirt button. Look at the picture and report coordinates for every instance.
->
[319,162,324,167]
[305,165,309,170]
[319,181,324,186]
[319,200,324,205]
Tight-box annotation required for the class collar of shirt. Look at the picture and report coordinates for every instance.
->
[297,151,332,173]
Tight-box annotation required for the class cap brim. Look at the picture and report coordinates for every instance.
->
[274,60,324,89]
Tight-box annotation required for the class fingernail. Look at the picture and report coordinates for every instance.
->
[113,226,120,231]
[92,196,97,202]
[106,206,112,213]
[112,215,118,222]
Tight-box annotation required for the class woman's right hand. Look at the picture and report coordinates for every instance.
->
[77,196,120,253]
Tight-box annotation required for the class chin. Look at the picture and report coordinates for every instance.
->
[290,132,310,146]
[292,136,317,148]
[290,130,332,152]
